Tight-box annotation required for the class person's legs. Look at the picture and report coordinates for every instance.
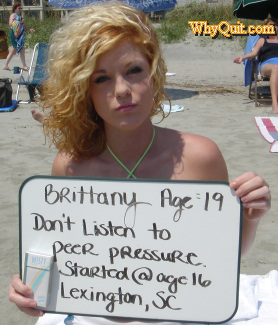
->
[261,63,278,114]
[3,29,18,70]
[3,47,17,70]
[19,46,28,70]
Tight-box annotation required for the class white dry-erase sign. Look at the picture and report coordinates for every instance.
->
[19,176,242,323]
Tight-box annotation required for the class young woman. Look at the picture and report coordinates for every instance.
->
[9,3,270,324]
[234,17,278,114]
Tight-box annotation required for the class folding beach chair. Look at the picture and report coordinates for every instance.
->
[16,43,49,103]
[244,35,271,107]
[248,59,271,107]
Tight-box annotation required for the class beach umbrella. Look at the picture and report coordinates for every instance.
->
[47,0,177,12]
[233,0,278,20]
[140,0,177,13]
[47,0,142,10]
[47,0,101,10]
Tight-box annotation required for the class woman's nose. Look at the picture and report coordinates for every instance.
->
[114,76,131,97]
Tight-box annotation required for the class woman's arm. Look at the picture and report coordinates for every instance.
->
[9,13,15,27]
[8,153,68,317]
[21,17,35,32]
[234,38,264,63]
[230,172,271,256]
[183,135,271,256]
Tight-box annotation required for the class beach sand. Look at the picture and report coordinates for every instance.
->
[0,33,277,325]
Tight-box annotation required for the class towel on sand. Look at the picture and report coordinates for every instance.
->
[255,117,278,153]
[162,104,184,113]
[35,271,278,325]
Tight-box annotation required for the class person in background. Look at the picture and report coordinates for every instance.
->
[234,17,278,114]
[3,2,35,72]
[9,3,270,324]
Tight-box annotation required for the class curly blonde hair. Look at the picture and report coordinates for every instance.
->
[40,2,169,159]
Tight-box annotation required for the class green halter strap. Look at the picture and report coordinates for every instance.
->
[106,128,155,179]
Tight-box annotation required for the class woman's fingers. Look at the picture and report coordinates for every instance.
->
[230,171,271,220]
[17,305,44,317]
[230,171,269,197]
[9,275,44,317]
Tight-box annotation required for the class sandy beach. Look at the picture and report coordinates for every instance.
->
[0,30,277,325]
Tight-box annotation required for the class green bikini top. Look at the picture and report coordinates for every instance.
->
[106,128,155,179]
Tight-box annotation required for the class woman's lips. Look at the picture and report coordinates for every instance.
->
[116,103,137,112]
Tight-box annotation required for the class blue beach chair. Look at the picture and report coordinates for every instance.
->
[244,35,271,107]
[16,43,49,103]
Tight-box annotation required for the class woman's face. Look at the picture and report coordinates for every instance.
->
[89,40,154,132]
[267,20,278,34]
[14,5,22,15]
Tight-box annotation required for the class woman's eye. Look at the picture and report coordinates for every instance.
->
[94,76,110,84]
[128,66,143,74]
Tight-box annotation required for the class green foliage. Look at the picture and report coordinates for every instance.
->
[0,11,61,48]
[157,2,262,44]
[0,3,264,47]
[158,20,186,43]
[23,15,61,48]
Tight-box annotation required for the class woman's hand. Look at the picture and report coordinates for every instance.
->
[230,171,271,221]
[230,172,270,255]
[234,56,243,64]
[9,274,44,317]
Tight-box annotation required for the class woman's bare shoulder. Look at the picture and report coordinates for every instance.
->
[180,132,223,161]
[159,127,221,157]
[51,151,71,176]
[183,132,228,181]
[183,132,220,152]
[159,128,228,181]
[51,151,86,176]
[51,151,102,177]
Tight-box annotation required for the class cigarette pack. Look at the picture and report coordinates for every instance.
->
[23,251,53,308]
